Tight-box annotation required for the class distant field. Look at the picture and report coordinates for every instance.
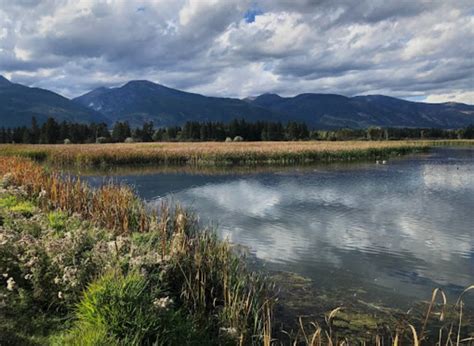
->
[0,140,472,167]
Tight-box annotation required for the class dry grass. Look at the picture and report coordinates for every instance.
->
[1,140,465,167]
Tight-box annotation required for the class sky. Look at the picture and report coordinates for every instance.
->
[0,0,473,103]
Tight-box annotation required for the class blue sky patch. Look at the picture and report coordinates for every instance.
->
[244,7,263,23]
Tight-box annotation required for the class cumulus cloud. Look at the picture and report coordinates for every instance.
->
[0,0,472,103]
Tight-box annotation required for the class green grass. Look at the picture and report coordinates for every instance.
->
[54,270,201,345]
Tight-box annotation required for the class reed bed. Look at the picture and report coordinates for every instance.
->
[1,140,465,167]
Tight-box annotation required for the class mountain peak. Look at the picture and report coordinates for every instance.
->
[258,92,282,98]
[251,93,285,107]
[123,80,162,88]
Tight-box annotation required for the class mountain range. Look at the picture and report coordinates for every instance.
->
[0,75,107,127]
[1,75,473,129]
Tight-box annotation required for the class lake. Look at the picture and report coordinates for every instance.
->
[84,147,474,309]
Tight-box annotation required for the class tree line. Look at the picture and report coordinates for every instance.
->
[0,117,473,144]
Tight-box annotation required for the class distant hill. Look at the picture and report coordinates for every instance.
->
[0,75,107,127]
[75,80,473,129]
[73,80,283,127]
[250,93,474,129]
[1,75,472,129]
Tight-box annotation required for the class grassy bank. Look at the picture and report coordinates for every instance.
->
[0,157,473,345]
[3,140,472,168]
[0,157,273,345]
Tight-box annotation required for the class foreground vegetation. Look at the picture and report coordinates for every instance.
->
[0,156,473,345]
[0,157,273,345]
[2,140,472,168]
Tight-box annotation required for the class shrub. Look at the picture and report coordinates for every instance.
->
[48,211,68,232]
[233,136,243,142]
[95,137,108,144]
[9,201,35,217]
[225,137,232,142]
[64,139,72,145]
[124,137,135,143]
[0,195,18,208]
[0,195,35,217]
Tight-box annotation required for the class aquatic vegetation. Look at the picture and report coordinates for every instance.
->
[3,140,470,168]
[293,287,474,345]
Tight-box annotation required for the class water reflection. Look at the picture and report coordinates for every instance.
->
[86,148,474,306]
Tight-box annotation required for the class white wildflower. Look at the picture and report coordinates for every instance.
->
[6,277,15,291]
[220,327,238,336]
[2,273,8,278]
[62,267,78,287]
[38,189,47,199]
[153,297,173,310]
[58,291,63,299]
[53,276,61,284]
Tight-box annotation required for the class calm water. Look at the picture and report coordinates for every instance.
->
[85,148,474,308]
